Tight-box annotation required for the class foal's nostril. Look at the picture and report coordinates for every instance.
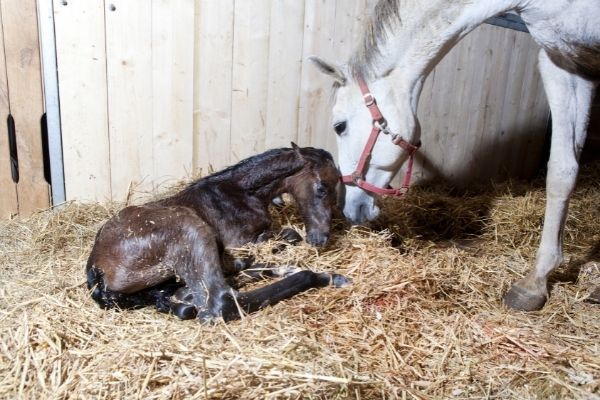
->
[307,231,329,247]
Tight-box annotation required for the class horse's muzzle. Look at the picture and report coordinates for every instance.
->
[306,231,329,247]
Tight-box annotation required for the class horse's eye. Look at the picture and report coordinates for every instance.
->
[333,121,347,135]
[316,183,328,198]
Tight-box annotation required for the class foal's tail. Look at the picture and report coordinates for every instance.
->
[86,262,181,312]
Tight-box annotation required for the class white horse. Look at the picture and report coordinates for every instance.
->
[311,0,599,311]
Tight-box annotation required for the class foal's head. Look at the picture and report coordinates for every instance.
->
[286,145,339,247]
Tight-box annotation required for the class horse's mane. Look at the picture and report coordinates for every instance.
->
[350,0,402,79]
[183,147,333,193]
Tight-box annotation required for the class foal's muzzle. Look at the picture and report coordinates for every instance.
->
[306,230,329,247]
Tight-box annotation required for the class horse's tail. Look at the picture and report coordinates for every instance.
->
[86,261,181,313]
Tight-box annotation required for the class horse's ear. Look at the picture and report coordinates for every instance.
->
[308,55,346,85]
[290,142,302,157]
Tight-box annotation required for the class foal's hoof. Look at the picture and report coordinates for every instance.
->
[503,283,547,311]
[271,195,285,208]
[171,303,198,320]
[331,274,352,288]
[280,228,303,245]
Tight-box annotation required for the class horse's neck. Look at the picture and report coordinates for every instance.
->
[222,151,304,199]
[358,0,524,92]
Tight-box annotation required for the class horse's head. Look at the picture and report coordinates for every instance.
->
[309,56,420,224]
[286,144,339,247]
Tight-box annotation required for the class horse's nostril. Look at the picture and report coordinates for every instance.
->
[307,232,328,247]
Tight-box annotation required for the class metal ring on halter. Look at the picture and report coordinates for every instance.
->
[351,171,363,184]
[373,118,388,132]
[363,93,375,106]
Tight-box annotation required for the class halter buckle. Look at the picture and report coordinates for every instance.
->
[363,93,375,106]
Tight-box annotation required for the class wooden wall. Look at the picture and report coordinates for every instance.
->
[51,0,550,203]
[54,0,194,202]
[0,0,50,218]
[415,23,549,184]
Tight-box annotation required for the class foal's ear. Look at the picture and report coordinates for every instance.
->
[308,55,346,85]
[290,142,301,155]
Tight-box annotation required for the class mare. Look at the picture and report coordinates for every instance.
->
[86,145,349,322]
[310,0,599,310]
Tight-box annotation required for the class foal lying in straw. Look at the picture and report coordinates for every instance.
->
[86,145,350,322]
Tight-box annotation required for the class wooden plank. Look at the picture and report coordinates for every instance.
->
[297,0,338,149]
[297,0,377,156]
[502,30,548,178]
[53,0,111,202]
[326,0,376,155]
[1,0,49,215]
[264,0,305,149]
[0,4,18,218]
[105,0,153,201]
[151,0,194,188]
[229,0,271,163]
[194,0,234,172]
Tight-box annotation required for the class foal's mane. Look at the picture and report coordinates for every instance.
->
[183,147,333,194]
[349,0,401,79]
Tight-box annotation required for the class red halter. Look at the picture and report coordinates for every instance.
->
[340,78,421,197]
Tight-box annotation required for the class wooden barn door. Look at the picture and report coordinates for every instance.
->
[0,0,50,218]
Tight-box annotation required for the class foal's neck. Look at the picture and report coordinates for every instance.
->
[204,148,305,201]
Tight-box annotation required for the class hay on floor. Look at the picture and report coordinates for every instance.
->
[1,162,599,399]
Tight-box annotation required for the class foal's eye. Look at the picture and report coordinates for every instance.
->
[333,121,347,135]
[316,183,328,198]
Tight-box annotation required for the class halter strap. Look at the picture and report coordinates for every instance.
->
[340,78,420,197]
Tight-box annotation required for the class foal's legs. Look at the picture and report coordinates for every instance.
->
[504,50,596,311]
[167,218,233,320]
[219,270,351,322]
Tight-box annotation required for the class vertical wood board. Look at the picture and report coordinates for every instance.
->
[0,5,18,217]
[1,0,49,215]
[105,0,153,201]
[53,0,111,202]
[194,0,234,172]
[264,0,305,149]
[297,0,338,150]
[229,0,271,163]
[151,0,194,188]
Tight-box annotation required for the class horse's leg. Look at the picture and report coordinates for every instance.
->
[232,263,303,289]
[219,270,351,322]
[166,217,233,321]
[504,50,596,311]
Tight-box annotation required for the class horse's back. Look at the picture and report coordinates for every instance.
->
[88,204,216,294]
[522,0,600,80]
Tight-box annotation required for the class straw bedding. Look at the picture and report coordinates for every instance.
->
[1,162,599,399]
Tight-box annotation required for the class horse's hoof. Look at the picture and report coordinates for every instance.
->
[331,274,352,288]
[503,283,547,311]
[171,303,198,320]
